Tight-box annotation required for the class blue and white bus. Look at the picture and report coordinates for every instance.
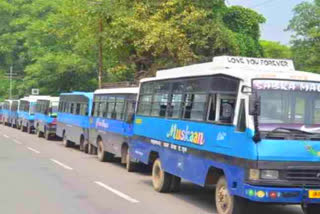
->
[18,96,50,133]
[89,87,138,170]
[2,100,19,127]
[35,97,60,140]
[57,92,93,149]
[131,56,320,214]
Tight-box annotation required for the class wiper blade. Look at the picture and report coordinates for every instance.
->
[265,127,315,138]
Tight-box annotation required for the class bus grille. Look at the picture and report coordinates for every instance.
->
[285,169,320,186]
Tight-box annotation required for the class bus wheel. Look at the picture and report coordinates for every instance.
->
[27,125,32,134]
[152,158,172,193]
[170,176,181,192]
[126,151,137,172]
[83,140,89,154]
[36,128,43,138]
[44,129,50,140]
[97,140,113,162]
[20,124,24,132]
[302,204,320,214]
[215,176,247,214]
[63,135,72,148]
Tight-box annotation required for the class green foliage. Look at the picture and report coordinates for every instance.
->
[260,40,292,59]
[287,0,320,72]
[0,0,266,99]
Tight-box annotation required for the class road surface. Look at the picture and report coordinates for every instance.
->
[0,125,303,214]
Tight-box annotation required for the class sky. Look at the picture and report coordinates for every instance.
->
[228,0,312,44]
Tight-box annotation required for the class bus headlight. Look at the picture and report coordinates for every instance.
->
[249,169,260,180]
[261,170,279,180]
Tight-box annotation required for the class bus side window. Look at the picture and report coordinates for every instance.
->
[207,95,216,122]
[218,96,236,124]
[236,99,246,132]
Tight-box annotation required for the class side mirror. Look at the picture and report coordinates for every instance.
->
[249,94,261,116]
[126,113,135,124]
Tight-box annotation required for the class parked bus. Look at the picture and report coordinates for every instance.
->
[18,96,50,133]
[57,92,93,150]
[2,100,19,127]
[130,56,320,214]
[35,97,60,140]
[89,87,138,170]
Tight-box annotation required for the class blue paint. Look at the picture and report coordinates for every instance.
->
[90,117,134,137]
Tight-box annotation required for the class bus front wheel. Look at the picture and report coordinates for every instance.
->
[215,176,248,214]
[152,158,172,193]
[302,204,320,214]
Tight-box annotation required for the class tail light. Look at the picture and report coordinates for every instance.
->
[51,118,57,125]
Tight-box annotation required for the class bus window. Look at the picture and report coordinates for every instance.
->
[168,94,184,119]
[183,94,207,121]
[70,103,74,114]
[76,103,81,115]
[138,95,152,116]
[115,97,125,120]
[236,99,246,132]
[207,95,217,122]
[218,96,236,124]
[107,97,116,119]
[151,94,168,117]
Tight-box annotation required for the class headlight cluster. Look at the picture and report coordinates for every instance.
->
[249,169,279,180]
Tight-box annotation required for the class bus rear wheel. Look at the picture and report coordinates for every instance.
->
[97,140,113,162]
[152,158,172,193]
[44,129,50,140]
[27,125,32,134]
[36,128,43,138]
[302,204,320,214]
[126,151,137,172]
[215,176,248,214]
[20,124,24,132]
[63,135,72,147]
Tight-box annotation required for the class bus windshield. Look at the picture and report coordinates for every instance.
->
[253,79,320,133]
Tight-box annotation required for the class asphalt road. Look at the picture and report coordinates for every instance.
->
[0,125,303,214]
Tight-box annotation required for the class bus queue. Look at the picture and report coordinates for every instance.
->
[0,56,320,214]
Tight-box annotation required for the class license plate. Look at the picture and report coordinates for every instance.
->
[309,190,320,199]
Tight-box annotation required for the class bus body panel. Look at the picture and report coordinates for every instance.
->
[90,117,134,157]
[34,113,56,135]
[57,113,90,145]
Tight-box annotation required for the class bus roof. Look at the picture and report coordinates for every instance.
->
[37,97,60,103]
[20,96,51,102]
[141,56,320,84]
[60,91,93,100]
[94,87,139,95]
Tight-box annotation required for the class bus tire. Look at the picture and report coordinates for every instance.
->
[215,176,248,214]
[44,129,50,140]
[83,141,89,154]
[97,140,113,162]
[63,135,72,148]
[170,175,181,192]
[152,158,172,193]
[79,137,85,152]
[20,124,24,132]
[126,151,137,172]
[302,204,320,214]
[36,128,43,138]
[27,125,32,134]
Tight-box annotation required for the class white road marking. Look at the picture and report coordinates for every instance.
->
[94,181,139,203]
[13,139,22,145]
[3,134,9,139]
[50,159,73,170]
[27,147,40,154]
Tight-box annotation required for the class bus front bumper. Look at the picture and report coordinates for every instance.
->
[242,184,320,204]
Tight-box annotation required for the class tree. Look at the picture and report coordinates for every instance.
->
[287,0,320,72]
[260,40,292,59]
